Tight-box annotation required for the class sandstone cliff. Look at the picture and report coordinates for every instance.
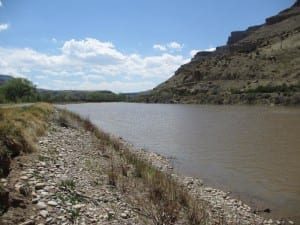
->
[140,1,300,105]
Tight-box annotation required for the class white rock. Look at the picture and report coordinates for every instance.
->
[47,200,58,206]
[18,220,35,225]
[0,178,7,183]
[39,210,48,218]
[73,204,85,209]
[120,212,128,219]
[20,176,29,180]
[36,201,47,210]
[40,191,49,196]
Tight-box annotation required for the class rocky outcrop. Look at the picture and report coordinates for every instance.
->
[139,2,300,105]
[227,25,261,45]
[191,51,214,62]
[266,0,300,25]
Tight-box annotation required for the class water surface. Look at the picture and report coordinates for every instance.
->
[61,103,300,221]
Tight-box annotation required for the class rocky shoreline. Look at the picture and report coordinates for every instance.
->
[0,109,295,225]
[118,140,295,225]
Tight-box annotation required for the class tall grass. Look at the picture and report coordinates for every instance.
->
[0,103,54,176]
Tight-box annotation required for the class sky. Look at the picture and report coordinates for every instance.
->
[0,0,296,92]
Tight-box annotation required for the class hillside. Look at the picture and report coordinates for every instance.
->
[140,1,300,105]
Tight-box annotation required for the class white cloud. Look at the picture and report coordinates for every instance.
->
[153,41,184,52]
[204,47,216,52]
[62,38,125,64]
[153,44,167,51]
[0,38,189,92]
[0,23,9,32]
[0,1,2,7]
[190,49,199,57]
[167,41,183,50]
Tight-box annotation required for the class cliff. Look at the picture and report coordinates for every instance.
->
[140,1,300,105]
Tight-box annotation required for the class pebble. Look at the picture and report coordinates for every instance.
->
[20,176,29,180]
[39,210,48,218]
[18,220,35,225]
[47,200,58,206]
[73,204,86,210]
[35,182,46,190]
[120,212,128,219]
[32,198,40,204]
[36,201,47,210]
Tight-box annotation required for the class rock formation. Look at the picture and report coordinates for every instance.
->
[139,2,300,105]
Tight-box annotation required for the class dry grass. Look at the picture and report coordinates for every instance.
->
[0,103,54,216]
[0,103,54,176]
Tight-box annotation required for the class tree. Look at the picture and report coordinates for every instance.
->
[1,78,37,102]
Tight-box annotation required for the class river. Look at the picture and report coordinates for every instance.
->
[60,103,300,221]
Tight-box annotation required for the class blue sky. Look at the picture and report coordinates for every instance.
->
[0,0,295,92]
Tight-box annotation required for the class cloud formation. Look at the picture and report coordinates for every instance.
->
[0,23,9,31]
[0,1,2,7]
[153,41,184,52]
[167,41,183,50]
[153,44,167,51]
[0,38,189,92]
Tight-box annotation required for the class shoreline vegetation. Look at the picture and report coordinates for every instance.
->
[0,103,295,224]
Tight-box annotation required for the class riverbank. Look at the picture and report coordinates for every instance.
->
[0,104,295,224]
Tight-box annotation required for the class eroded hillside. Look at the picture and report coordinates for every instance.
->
[140,1,300,105]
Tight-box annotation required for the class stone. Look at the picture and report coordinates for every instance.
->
[40,191,49,196]
[19,185,31,196]
[47,200,58,206]
[35,182,46,190]
[46,217,53,223]
[39,210,48,218]
[120,212,128,219]
[32,198,40,204]
[18,220,35,225]
[20,176,29,180]
[73,203,85,209]
[36,201,47,210]
[14,183,23,192]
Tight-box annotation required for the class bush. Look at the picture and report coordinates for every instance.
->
[246,83,300,94]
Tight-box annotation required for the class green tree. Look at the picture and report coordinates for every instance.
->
[1,78,37,102]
